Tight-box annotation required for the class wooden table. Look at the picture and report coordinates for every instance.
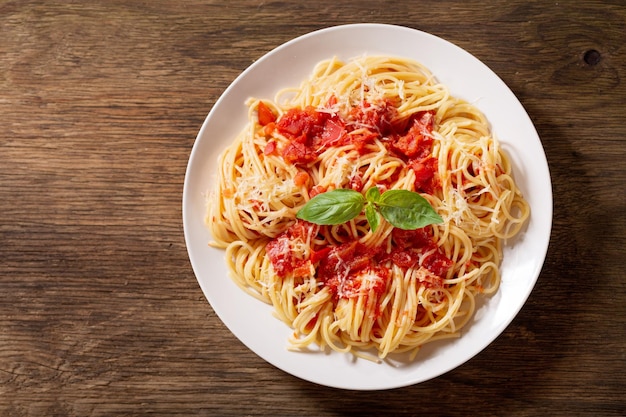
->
[2,1,625,415]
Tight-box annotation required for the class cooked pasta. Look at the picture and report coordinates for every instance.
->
[206,55,529,361]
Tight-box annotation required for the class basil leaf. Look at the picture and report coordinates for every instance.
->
[365,203,380,232]
[377,189,443,230]
[296,189,365,225]
[365,186,381,202]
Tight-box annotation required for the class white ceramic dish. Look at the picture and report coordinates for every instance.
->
[182,23,552,390]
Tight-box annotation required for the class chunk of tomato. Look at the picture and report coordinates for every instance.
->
[410,156,439,193]
[392,112,434,159]
[282,141,316,165]
[422,250,453,277]
[319,117,346,146]
[257,101,276,126]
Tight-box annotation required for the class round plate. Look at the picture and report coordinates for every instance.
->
[183,23,552,390]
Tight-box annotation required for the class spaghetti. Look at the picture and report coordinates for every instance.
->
[206,56,529,361]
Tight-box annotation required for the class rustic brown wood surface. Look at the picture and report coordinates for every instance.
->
[1,0,625,415]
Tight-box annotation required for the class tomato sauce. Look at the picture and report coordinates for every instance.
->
[265,221,316,278]
[262,101,449,297]
[349,99,400,135]
[409,156,439,194]
[266,222,453,298]
[264,100,440,193]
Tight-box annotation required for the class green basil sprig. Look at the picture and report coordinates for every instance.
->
[296,187,443,231]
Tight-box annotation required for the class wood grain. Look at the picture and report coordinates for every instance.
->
[1,0,625,416]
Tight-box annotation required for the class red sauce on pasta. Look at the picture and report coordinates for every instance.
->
[266,222,453,299]
[271,100,439,192]
[263,101,449,299]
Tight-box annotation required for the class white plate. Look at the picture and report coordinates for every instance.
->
[183,24,552,390]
